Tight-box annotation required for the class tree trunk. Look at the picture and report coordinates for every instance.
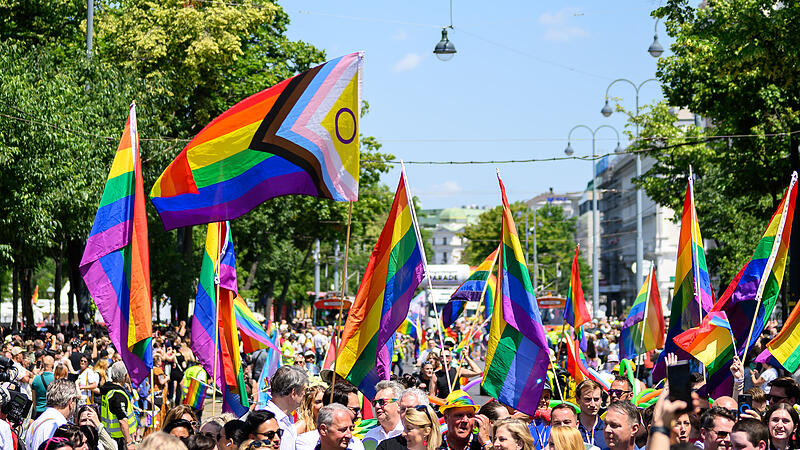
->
[277,243,314,320]
[171,226,194,323]
[11,262,18,333]
[243,260,258,291]
[54,241,63,332]
[67,239,91,327]
[20,266,33,330]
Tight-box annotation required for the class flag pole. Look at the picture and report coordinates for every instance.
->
[742,172,797,363]
[329,200,353,403]
[402,162,452,392]
[688,167,707,382]
[452,245,500,392]
[211,222,224,417]
[637,265,653,379]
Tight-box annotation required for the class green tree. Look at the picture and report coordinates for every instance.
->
[460,203,591,298]
[636,0,800,287]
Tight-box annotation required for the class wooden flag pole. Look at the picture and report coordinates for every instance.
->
[742,172,796,363]
[401,162,452,392]
[329,201,353,403]
[452,245,500,392]
[211,222,224,417]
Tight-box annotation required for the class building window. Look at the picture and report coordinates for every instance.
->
[442,237,448,245]
[442,252,448,263]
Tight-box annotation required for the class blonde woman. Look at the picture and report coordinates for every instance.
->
[295,384,326,434]
[402,405,441,450]
[493,418,535,450]
[545,426,583,450]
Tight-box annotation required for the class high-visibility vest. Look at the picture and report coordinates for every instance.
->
[101,388,137,439]
[182,365,207,396]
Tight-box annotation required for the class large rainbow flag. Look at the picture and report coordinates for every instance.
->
[620,266,664,359]
[335,171,426,399]
[441,247,499,329]
[654,175,713,380]
[80,103,152,385]
[150,53,364,230]
[563,245,590,330]
[704,172,797,398]
[191,222,248,410]
[482,174,550,416]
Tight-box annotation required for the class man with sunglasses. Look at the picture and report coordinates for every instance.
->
[364,381,404,446]
[608,377,634,404]
[377,388,431,450]
[699,406,736,450]
[766,377,800,406]
[246,410,284,450]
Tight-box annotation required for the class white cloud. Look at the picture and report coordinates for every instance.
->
[539,7,588,42]
[392,30,408,41]
[392,53,423,72]
[430,181,463,195]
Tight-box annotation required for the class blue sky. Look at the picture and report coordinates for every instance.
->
[282,1,673,209]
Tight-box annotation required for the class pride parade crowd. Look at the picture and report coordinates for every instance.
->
[0,312,795,450]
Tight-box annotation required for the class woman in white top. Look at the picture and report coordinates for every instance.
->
[752,361,779,394]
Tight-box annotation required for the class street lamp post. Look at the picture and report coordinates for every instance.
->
[564,124,622,319]
[601,78,658,292]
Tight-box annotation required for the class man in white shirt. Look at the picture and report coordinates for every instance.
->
[25,379,79,450]
[363,381,404,446]
[11,347,31,399]
[296,381,365,450]
[265,365,308,450]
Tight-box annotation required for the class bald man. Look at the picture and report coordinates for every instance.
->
[31,355,55,419]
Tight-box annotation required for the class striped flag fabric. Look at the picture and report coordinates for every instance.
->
[150,53,364,230]
[563,245,591,330]
[757,298,800,372]
[80,103,152,385]
[233,295,280,354]
[654,174,713,380]
[673,311,735,368]
[183,378,208,409]
[397,319,418,340]
[620,266,665,359]
[441,247,499,329]
[482,173,551,416]
[335,170,426,399]
[704,171,797,398]
[191,222,248,410]
[563,333,609,390]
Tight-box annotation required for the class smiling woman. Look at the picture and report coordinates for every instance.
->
[764,403,799,450]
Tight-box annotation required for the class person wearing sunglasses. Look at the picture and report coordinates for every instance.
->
[363,381,404,446]
[766,378,800,407]
[608,377,634,404]
[699,406,736,450]
[246,410,284,447]
[402,405,441,450]
[26,379,80,450]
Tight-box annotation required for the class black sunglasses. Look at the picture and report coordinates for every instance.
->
[256,429,284,440]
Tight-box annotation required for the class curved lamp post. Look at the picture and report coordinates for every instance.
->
[600,78,659,293]
[649,18,664,58]
[565,124,622,319]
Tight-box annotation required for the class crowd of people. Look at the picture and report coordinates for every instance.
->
[0,313,795,450]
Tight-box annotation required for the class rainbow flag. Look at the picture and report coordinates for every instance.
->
[31,285,38,305]
[654,175,713,380]
[482,173,550,416]
[563,245,591,330]
[335,171,426,399]
[673,312,735,368]
[563,333,609,389]
[397,319,418,340]
[190,222,248,410]
[233,295,280,354]
[80,103,152,385]
[442,247,499,329]
[704,172,797,398]
[150,53,364,230]
[620,266,665,359]
[757,297,800,372]
[183,378,208,409]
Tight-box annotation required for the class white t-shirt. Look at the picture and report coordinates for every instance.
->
[0,419,12,450]
[761,367,778,393]
[77,368,100,405]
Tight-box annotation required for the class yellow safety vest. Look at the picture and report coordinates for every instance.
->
[182,365,207,396]
[101,388,137,439]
